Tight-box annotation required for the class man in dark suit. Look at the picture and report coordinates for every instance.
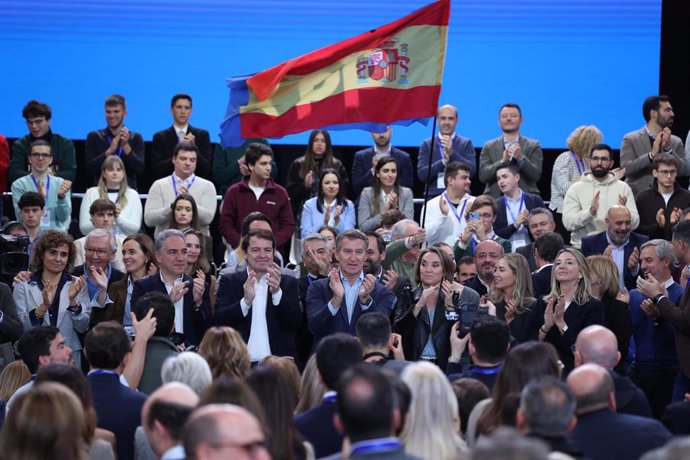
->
[461,239,503,297]
[0,282,23,343]
[85,321,148,460]
[567,364,670,459]
[131,229,211,347]
[295,333,363,458]
[357,312,409,375]
[493,163,545,252]
[216,229,301,362]
[150,93,212,183]
[517,207,557,272]
[307,230,396,347]
[531,232,565,299]
[581,205,649,291]
[351,126,414,196]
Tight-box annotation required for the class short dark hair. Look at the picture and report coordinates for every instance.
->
[147,400,194,442]
[444,161,471,187]
[458,255,475,266]
[653,153,679,171]
[452,378,490,436]
[316,333,363,390]
[84,321,131,370]
[499,102,522,117]
[18,191,45,210]
[356,312,391,350]
[105,94,126,108]
[590,143,613,158]
[173,140,198,158]
[17,327,60,374]
[89,198,116,216]
[171,93,192,108]
[673,219,690,246]
[241,212,272,238]
[534,232,565,263]
[520,376,576,437]
[496,162,519,176]
[245,143,273,166]
[134,291,175,337]
[470,194,498,216]
[337,364,393,442]
[364,232,386,254]
[30,139,51,151]
[241,229,276,253]
[471,316,510,363]
[22,100,51,120]
[642,95,671,122]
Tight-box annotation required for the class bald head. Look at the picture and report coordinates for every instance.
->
[142,382,200,456]
[575,325,620,370]
[474,239,503,281]
[567,363,615,414]
[606,205,632,246]
[606,205,631,220]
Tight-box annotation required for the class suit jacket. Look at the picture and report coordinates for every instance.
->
[0,282,23,343]
[130,274,212,346]
[567,409,671,460]
[531,265,552,299]
[661,400,690,435]
[89,372,147,460]
[417,135,476,198]
[517,242,537,272]
[494,192,545,241]
[611,371,652,418]
[478,135,543,197]
[306,275,396,347]
[150,125,212,182]
[580,231,649,291]
[657,283,690,378]
[295,398,341,458]
[351,147,414,196]
[296,274,323,368]
[215,271,301,359]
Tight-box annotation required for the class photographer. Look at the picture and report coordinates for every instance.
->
[356,311,408,375]
[393,247,479,370]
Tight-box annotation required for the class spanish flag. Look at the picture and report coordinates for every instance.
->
[220,0,450,147]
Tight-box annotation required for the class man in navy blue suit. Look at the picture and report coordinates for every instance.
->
[215,229,301,362]
[307,229,396,347]
[351,126,414,196]
[531,232,565,299]
[131,229,211,347]
[581,205,649,291]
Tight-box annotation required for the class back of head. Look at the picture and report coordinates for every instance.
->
[197,326,250,380]
[296,354,326,414]
[161,352,213,396]
[452,378,490,436]
[470,427,549,460]
[356,312,392,350]
[17,326,60,374]
[519,376,576,437]
[470,316,511,364]
[316,333,363,390]
[567,363,614,415]
[134,291,175,337]
[534,232,565,263]
[575,325,619,370]
[145,383,200,445]
[493,341,560,398]
[84,321,130,370]
[198,378,268,429]
[0,361,31,402]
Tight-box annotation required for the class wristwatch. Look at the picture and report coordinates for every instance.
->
[653,294,667,304]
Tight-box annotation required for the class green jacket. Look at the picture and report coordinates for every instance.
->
[137,336,179,395]
[10,133,76,183]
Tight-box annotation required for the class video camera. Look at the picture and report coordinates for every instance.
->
[445,292,486,338]
[0,234,30,276]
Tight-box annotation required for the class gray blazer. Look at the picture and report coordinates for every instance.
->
[478,135,543,197]
[357,186,414,232]
[621,127,686,196]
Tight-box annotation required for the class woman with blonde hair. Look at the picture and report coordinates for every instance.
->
[197,326,250,380]
[296,354,325,414]
[401,362,467,460]
[0,361,31,403]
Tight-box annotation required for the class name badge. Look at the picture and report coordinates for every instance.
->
[41,210,51,227]
[437,172,445,189]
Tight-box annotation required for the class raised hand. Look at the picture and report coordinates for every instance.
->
[170,280,190,303]
[13,270,32,288]
[553,295,566,329]
[616,287,630,304]
[656,208,666,227]
[543,296,556,330]
[329,268,345,308]
[415,284,438,316]
[505,297,517,323]
[41,280,57,309]
[382,269,399,291]
[628,247,641,271]
[68,275,86,304]
[388,333,405,360]
[589,191,600,216]
[267,263,282,294]
[131,308,157,342]
[58,180,72,199]
[440,135,452,162]
[89,265,109,291]
[333,205,344,226]
[358,274,376,304]
[243,271,257,305]
[512,143,523,161]
[618,194,627,206]
[602,245,613,259]
[636,273,665,299]
[514,209,529,229]
[639,298,660,319]
[671,207,682,226]
[304,170,314,189]
[439,195,450,216]
[193,270,206,305]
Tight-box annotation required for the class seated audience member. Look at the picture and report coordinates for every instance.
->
[567,364,671,460]
[471,427,550,460]
[301,168,356,239]
[295,333,363,458]
[183,229,216,308]
[151,93,212,181]
[365,232,411,296]
[131,229,212,347]
[351,126,414,196]
[581,205,648,291]
[456,255,477,282]
[166,193,202,233]
[630,239,683,419]
[0,383,89,459]
[0,361,31,404]
[493,162,545,252]
[198,326,250,380]
[454,194,512,260]
[574,325,651,417]
[421,161,475,247]
[358,157,414,233]
[447,315,511,391]
[356,312,408,374]
[517,207,557,272]
[13,231,89,367]
[85,94,144,188]
[183,404,271,460]
[80,155,142,237]
[585,256,633,374]
[381,219,427,282]
[74,200,125,271]
[563,144,639,248]
[462,239,503,297]
[479,103,543,197]
[530,232,565,299]
[140,382,199,460]
[212,138,277,196]
[307,230,396,346]
[9,99,76,183]
[16,192,45,256]
[0,282,23,344]
[85,321,148,460]
[11,140,72,232]
[220,142,294,253]
[198,379,268,432]
[161,352,212,396]
[296,354,326,415]
[636,154,690,240]
[144,141,217,237]
[222,211,284,274]
[452,378,490,437]
[417,104,476,198]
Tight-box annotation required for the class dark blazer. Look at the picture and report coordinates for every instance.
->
[517,242,537,272]
[150,125,212,181]
[494,192,545,241]
[601,296,633,375]
[462,275,489,297]
[657,283,690,379]
[567,409,671,460]
[478,135,543,197]
[0,282,23,343]
[215,271,301,359]
[495,299,542,344]
[84,128,145,188]
[661,400,690,435]
[580,231,649,291]
[130,274,212,346]
[306,275,395,347]
[417,135,476,197]
[611,370,652,418]
[295,398,341,458]
[89,372,147,460]
[350,147,414,196]
[531,265,552,299]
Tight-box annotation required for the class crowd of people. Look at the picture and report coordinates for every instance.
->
[0,93,690,459]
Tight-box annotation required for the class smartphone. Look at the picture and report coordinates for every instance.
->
[469,211,480,222]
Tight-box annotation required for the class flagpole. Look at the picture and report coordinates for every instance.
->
[420,116,438,229]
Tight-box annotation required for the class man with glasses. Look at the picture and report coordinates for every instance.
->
[563,144,639,249]
[9,100,76,183]
[11,140,72,232]
[636,155,690,241]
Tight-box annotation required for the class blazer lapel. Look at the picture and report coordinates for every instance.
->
[56,282,71,327]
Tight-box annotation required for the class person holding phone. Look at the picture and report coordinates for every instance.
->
[454,194,512,261]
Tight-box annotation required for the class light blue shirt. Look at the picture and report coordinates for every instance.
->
[327,271,373,323]
[11,174,71,232]
[605,232,637,290]
[421,306,437,358]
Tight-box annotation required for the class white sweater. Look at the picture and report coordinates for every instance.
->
[421,193,475,247]
[79,187,143,236]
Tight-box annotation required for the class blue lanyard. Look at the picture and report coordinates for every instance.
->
[31,175,49,196]
[571,152,585,176]
[350,440,403,457]
[106,135,124,156]
[88,369,118,378]
[443,193,468,226]
[171,175,196,195]
[503,192,525,224]
[472,365,501,375]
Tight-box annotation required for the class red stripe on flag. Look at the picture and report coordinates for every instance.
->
[239,85,441,139]
[248,0,449,101]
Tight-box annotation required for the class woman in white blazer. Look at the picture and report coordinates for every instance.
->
[358,157,414,233]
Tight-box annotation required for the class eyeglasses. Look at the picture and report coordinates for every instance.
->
[590,156,611,163]
[657,170,677,176]
[26,118,47,126]
[85,248,111,257]
[29,153,51,159]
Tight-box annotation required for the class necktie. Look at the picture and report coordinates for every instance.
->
[178,130,186,142]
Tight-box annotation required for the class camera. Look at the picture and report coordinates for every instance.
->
[0,234,30,276]
[445,292,485,338]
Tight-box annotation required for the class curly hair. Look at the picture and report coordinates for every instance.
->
[197,327,250,380]
[566,125,603,159]
[29,230,75,273]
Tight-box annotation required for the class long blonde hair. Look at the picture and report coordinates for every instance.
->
[491,253,535,313]
[98,156,128,209]
[547,248,592,305]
